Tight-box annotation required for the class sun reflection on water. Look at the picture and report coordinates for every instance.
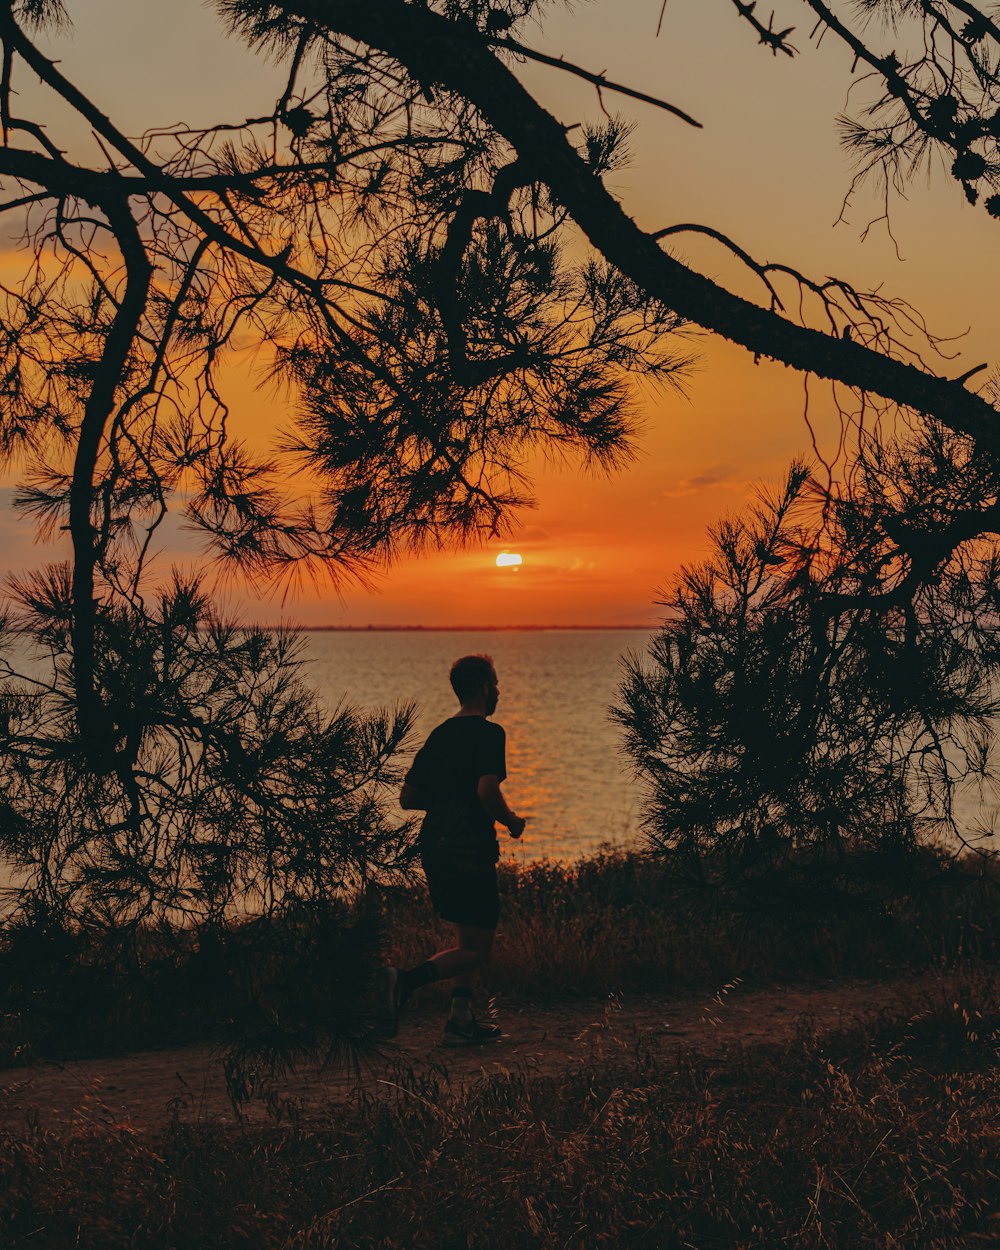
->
[302,629,646,862]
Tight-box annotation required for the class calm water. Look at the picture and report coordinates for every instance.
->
[2,627,996,882]
[301,629,652,861]
[301,629,1000,860]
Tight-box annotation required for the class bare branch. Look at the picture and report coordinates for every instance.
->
[488,35,703,128]
[729,0,798,57]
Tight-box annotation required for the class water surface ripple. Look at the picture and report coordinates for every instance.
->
[301,629,651,861]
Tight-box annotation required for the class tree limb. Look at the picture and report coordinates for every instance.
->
[270,0,1000,453]
[67,196,152,763]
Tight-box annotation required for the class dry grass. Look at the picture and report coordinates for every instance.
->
[386,846,1000,1005]
[3,846,1000,1066]
[3,852,1000,1246]
[2,962,999,1248]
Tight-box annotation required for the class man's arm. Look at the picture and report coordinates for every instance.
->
[477,774,526,838]
[399,782,426,810]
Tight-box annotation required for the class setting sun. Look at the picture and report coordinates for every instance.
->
[495,552,523,569]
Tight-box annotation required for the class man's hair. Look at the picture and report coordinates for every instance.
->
[449,654,496,703]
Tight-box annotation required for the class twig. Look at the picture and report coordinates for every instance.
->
[488,36,702,127]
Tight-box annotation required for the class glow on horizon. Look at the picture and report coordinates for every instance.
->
[3,2,997,629]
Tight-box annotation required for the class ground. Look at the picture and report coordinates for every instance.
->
[0,972,939,1130]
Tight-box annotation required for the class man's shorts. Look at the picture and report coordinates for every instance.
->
[419,842,500,930]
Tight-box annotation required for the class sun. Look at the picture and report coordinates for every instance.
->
[495,551,523,569]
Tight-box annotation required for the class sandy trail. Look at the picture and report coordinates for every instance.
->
[0,974,936,1131]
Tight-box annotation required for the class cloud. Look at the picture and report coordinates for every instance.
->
[659,465,744,499]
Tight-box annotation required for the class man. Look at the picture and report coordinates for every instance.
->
[378,654,526,1045]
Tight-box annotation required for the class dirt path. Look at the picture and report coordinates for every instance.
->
[0,973,937,1132]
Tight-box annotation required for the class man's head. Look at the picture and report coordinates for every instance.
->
[449,654,499,715]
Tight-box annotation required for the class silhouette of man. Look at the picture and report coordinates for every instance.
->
[378,654,526,1044]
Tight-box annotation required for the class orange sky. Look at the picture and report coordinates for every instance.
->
[3,1,997,626]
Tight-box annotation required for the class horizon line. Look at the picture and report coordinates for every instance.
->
[283,623,659,633]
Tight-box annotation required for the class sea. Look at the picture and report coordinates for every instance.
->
[301,629,653,862]
[299,628,1000,862]
[0,628,651,903]
[5,626,993,879]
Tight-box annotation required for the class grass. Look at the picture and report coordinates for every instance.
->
[1,961,999,1248]
[2,845,1000,1064]
[2,847,1000,1246]
[386,844,1000,1003]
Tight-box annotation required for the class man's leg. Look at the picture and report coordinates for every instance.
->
[430,922,494,981]
[395,922,492,1004]
[379,856,499,1037]
[379,924,493,1033]
[439,924,501,1045]
[441,924,492,1024]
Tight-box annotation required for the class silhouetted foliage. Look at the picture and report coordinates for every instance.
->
[3,0,1000,961]
[0,0,687,949]
[1,575,414,925]
[211,0,1000,883]
[617,417,1000,877]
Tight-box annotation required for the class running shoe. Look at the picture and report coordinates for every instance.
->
[376,965,403,1037]
[441,1016,502,1046]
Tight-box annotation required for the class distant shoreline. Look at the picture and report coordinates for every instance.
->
[4,622,659,636]
[295,623,657,632]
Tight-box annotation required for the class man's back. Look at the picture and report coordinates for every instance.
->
[406,715,506,854]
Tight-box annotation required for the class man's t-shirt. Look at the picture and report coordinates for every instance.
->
[405,715,506,857]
